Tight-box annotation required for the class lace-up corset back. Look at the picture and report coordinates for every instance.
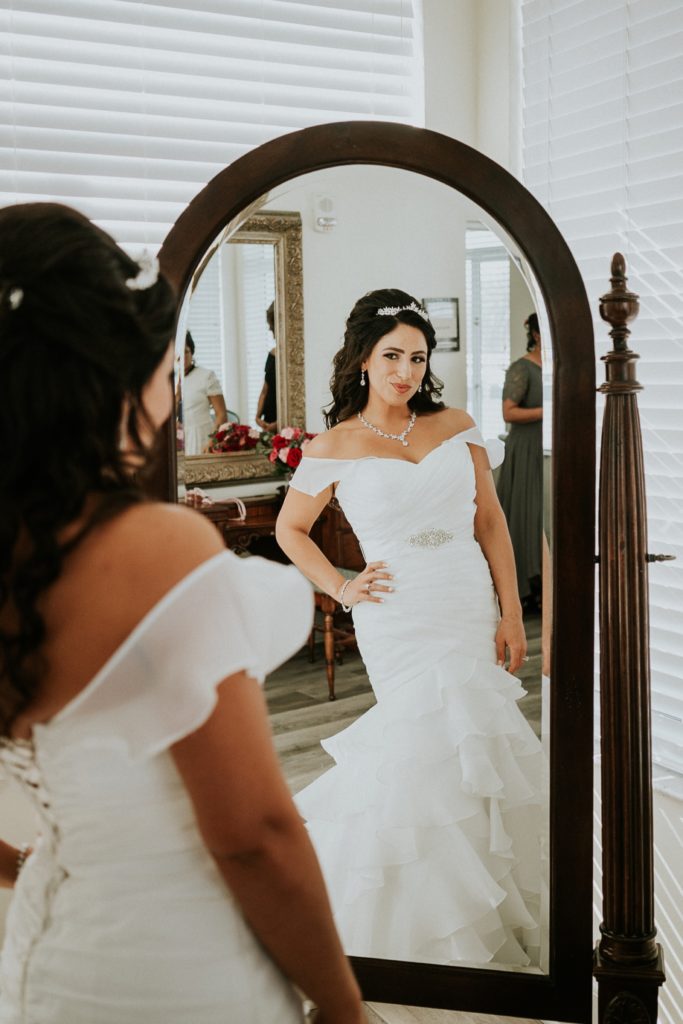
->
[0,739,55,834]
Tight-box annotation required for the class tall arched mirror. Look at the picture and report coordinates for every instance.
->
[159,123,595,1024]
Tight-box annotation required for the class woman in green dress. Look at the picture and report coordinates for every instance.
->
[496,313,543,611]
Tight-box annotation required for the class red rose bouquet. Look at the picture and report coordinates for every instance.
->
[208,422,261,453]
[258,426,317,475]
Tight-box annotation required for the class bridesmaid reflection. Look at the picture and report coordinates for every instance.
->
[276,288,545,969]
[496,314,543,614]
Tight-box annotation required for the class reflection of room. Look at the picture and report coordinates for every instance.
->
[186,241,276,432]
[179,168,546,495]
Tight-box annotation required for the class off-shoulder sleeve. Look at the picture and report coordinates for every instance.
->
[205,369,223,396]
[289,456,350,497]
[502,359,530,404]
[47,551,313,761]
[462,426,505,470]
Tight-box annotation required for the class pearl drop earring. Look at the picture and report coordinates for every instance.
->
[418,382,423,393]
[360,369,366,386]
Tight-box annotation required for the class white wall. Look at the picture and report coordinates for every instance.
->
[423,0,477,144]
[474,0,515,170]
[510,261,535,362]
[262,165,474,424]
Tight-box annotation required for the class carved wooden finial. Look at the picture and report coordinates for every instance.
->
[610,251,626,280]
[599,252,640,353]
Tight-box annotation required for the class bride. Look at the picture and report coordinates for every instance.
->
[276,288,544,968]
[0,203,363,1024]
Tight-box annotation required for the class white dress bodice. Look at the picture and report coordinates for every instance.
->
[292,427,505,689]
[292,426,502,558]
[0,553,313,1024]
[290,427,545,968]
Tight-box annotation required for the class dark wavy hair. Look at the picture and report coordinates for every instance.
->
[0,203,176,736]
[525,312,540,352]
[324,288,445,428]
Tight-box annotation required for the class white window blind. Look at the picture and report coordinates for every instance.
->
[465,226,510,440]
[521,0,683,783]
[1,0,424,249]
[238,244,276,426]
[186,249,224,389]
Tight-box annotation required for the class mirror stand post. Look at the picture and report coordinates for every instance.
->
[593,254,666,1023]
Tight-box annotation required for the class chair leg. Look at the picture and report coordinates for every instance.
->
[323,608,336,701]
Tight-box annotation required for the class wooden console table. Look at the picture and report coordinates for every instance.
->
[199,493,287,561]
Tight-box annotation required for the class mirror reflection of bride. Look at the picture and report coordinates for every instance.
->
[276,287,545,967]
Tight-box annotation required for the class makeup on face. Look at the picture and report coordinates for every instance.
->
[363,324,428,400]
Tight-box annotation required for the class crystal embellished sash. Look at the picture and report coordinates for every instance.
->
[407,528,455,548]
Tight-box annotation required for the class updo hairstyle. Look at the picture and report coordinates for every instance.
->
[0,202,176,735]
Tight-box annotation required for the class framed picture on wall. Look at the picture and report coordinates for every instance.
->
[422,296,459,351]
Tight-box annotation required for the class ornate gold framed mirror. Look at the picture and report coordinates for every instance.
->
[157,121,596,1024]
[177,211,305,487]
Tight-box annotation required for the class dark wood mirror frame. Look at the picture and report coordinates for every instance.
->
[156,122,596,1023]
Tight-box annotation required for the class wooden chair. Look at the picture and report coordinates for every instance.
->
[308,568,357,700]
[307,504,365,700]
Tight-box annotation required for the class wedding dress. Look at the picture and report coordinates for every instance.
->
[0,552,312,1024]
[290,426,545,968]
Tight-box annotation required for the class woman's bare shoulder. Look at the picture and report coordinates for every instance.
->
[302,420,362,460]
[80,502,225,599]
[428,407,476,434]
[37,503,227,707]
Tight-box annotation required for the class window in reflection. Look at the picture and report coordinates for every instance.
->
[465,224,511,439]
[181,242,277,454]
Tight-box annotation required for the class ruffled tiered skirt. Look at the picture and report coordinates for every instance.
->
[295,536,545,968]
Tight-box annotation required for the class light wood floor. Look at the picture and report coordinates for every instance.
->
[366,1006,543,1024]
[365,1005,543,1023]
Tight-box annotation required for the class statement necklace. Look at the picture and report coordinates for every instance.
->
[357,409,417,447]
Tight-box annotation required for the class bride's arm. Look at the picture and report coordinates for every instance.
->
[276,486,347,600]
[469,445,526,672]
[276,488,390,607]
[171,671,364,1024]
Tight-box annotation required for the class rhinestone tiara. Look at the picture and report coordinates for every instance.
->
[376,301,430,323]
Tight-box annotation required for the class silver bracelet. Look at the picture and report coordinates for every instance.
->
[338,578,353,612]
[16,842,31,878]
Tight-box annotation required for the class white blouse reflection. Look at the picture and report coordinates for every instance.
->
[181,331,228,454]
[277,287,545,968]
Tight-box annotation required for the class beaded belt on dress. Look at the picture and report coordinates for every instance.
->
[406,528,455,548]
